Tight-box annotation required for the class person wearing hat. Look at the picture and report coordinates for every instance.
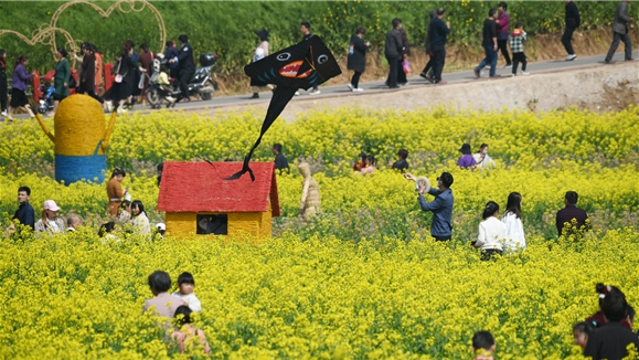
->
[457,143,477,169]
[404,172,455,241]
[156,223,166,238]
[34,200,65,235]
[250,29,275,99]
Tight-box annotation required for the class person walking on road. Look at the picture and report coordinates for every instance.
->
[8,55,36,119]
[50,48,71,117]
[474,9,499,78]
[428,8,450,85]
[496,2,512,67]
[420,9,438,83]
[250,29,275,98]
[300,22,321,95]
[347,27,370,92]
[138,43,154,106]
[175,34,195,102]
[563,0,580,61]
[605,0,634,63]
[0,49,8,118]
[509,22,529,76]
[78,43,104,104]
[397,24,411,86]
[385,18,404,89]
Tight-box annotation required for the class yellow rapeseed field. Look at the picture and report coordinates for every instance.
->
[1,106,638,358]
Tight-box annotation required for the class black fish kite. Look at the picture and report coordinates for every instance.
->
[225,35,341,181]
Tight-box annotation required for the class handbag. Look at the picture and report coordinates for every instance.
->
[402,58,411,74]
[115,74,123,83]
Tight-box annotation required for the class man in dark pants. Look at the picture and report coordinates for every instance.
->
[405,172,455,242]
[562,0,580,61]
[420,9,439,83]
[176,34,195,102]
[429,7,451,85]
[605,0,634,63]
[474,8,499,78]
[495,2,512,67]
[384,18,404,89]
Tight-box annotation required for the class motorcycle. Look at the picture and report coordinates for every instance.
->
[146,53,218,107]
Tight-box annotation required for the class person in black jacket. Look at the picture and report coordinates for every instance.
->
[420,9,438,83]
[0,49,7,117]
[78,43,103,104]
[428,8,451,84]
[174,34,195,102]
[347,27,370,92]
[474,9,499,78]
[111,42,136,113]
[562,0,580,61]
[384,18,404,89]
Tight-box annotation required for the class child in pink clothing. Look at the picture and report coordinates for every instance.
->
[360,155,375,175]
[171,305,210,355]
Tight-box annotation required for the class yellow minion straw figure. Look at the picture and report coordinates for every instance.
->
[35,94,116,184]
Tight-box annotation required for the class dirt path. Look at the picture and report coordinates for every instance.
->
[203,62,638,121]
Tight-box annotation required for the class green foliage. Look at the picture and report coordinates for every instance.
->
[0,1,630,75]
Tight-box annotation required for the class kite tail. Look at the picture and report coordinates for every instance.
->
[225,86,298,181]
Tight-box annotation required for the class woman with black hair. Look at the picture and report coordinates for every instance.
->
[111,42,136,114]
[50,48,71,117]
[131,199,150,235]
[502,192,525,252]
[347,27,370,92]
[473,201,506,260]
[8,55,36,119]
[171,305,211,354]
[250,29,275,98]
[78,43,103,104]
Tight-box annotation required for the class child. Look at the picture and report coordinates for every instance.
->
[156,64,176,109]
[473,201,506,260]
[353,152,367,172]
[171,305,210,355]
[360,155,375,175]
[172,272,202,313]
[573,322,594,350]
[508,22,529,76]
[472,331,496,360]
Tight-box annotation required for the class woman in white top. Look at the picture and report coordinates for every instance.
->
[34,200,65,235]
[473,143,495,169]
[250,29,275,98]
[131,200,151,235]
[502,192,526,252]
[473,201,506,260]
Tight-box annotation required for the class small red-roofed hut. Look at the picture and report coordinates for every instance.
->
[157,161,280,238]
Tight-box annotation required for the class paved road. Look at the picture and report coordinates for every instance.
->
[4,51,638,120]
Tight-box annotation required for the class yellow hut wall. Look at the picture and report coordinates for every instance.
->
[166,210,272,238]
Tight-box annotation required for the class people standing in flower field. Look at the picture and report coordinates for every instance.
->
[457,143,477,169]
[353,152,367,172]
[555,190,589,237]
[502,192,525,252]
[495,2,512,68]
[34,200,65,235]
[563,0,580,61]
[586,284,634,330]
[390,149,409,172]
[397,22,410,86]
[8,55,36,119]
[473,201,506,260]
[573,321,593,350]
[272,143,290,174]
[347,27,370,92]
[508,22,529,76]
[360,155,376,175]
[144,270,184,318]
[474,9,499,79]
[12,186,34,230]
[404,172,454,242]
[171,272,202,313]
[420,9,438,83]
[384,18,404,89]
[171,306,211,355]
[472,331,496,360]
[65,213,82,232]
[131,200,151,235]
[107,168,128,217]
[583,288,639,360]
[250,29,275,99]
[473,143,495,169]
[427,8,451,85]
[299,22,321,95]
[605,0,634,64]
[0,49,8,118]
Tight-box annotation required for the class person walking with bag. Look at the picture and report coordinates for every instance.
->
[384,18,404,89]
[605,0,634,63]
[398,24,411,86]
[347,27,370,92]
[563,0,580,61]
[111,43,135,114]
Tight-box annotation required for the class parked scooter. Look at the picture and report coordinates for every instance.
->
[146,54,218,107]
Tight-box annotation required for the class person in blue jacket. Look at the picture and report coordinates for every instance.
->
[405,172,454,241]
